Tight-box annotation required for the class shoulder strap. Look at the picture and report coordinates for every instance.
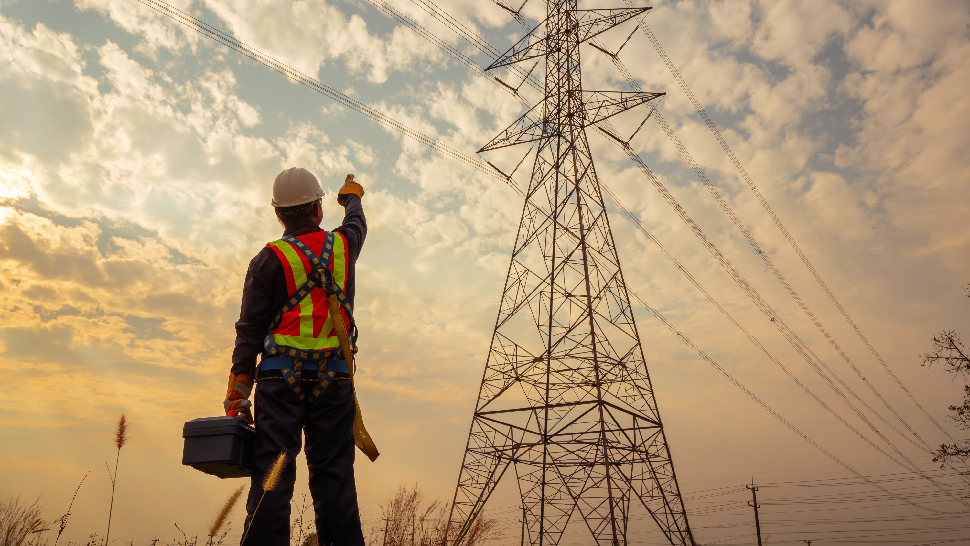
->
[280,233,354,318]
[262,232,358,359]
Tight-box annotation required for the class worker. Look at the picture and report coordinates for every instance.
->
[225,167,367,546]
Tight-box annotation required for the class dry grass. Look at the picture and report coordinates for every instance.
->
[369,485,500,546]
[54,472,88,546]
[114,415,128,451]
[206,486,244,546]
[0,496,47,546]
[104,414,129,546]
[262,452,287,493]
[242,451,287,545]
[2,483,498,546]
[289,495,315,546]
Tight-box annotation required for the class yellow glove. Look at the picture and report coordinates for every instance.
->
[224,373,254,424]
[337,174,364,206]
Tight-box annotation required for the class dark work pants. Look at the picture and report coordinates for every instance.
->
[242,378,364,546]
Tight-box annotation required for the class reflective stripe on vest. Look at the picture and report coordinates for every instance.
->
[265,230,351,355]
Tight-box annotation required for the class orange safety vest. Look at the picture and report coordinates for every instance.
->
[262,230,354,360]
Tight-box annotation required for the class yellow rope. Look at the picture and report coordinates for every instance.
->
[328,294,380,462]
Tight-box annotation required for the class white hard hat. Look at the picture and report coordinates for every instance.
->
[271,167,324,207]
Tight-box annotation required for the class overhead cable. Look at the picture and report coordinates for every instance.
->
[584,28,967,505]
[600,133,968,508]
[591,36,931,457]
[628,1,953,445]
[581,20,962,503]
[132,0,521,193]
[605,195,951,515]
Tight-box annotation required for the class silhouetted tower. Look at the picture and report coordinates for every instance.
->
[446,2,694,546]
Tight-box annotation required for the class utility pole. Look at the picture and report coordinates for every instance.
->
[412,512,416,546]
[747,479,763,546]
[802,541,812,546]
[382,516,390,546]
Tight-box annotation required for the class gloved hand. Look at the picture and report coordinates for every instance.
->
[337,174,364,206]
[224,373,254,424]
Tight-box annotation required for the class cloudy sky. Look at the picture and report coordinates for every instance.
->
[1,0,969,544]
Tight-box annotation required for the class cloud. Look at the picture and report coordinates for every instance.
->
[202,0,446,83]
[75,0,200,54]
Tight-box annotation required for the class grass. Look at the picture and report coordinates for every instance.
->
[241,451,287,545]
[367,485,501,546]
[0,496,46,546]
[2,484,500,546]
[4,420,499,546]
[207,486,244,546]
[104,415,128,546]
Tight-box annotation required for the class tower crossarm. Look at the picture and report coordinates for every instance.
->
[478,102,546,152]
[581,90,664,127]
[484,7,650,71]
[479,90,663,154]
[573,8,650,43]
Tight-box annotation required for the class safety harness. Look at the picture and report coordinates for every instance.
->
[260,232,380,462]
[259,357,349,404]
[263,233,357,361]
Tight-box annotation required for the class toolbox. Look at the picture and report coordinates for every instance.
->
[182,416,255,478]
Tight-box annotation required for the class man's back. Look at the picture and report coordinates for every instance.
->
[231,196,366,378]
[223,169,369,546]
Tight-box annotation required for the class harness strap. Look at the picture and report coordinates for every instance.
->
[281,234,355,319]
[260,357,344,405]
[262,232,358,360]
[325,290,379,462]
[279,365,338,405]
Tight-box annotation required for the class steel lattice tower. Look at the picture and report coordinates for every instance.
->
[446,2,695,546]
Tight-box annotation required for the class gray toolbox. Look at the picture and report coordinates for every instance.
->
[182,416,254,478]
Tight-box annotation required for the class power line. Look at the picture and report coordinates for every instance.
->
[132,0,518,190]
[662,5,958,442]
[581,25,967,507]
[613,273,951,514]
[630,1,954,447]
[587,29,933,459]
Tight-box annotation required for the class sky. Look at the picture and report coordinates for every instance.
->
[1,0,969,544]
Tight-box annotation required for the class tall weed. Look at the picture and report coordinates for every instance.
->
[369,485,500,546]
[0,496,46,546]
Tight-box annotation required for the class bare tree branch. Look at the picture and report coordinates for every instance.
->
[933,441,970,467]
[922,330,970,373]
[924,306,970,464]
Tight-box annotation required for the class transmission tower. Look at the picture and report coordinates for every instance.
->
[446,2,694,546]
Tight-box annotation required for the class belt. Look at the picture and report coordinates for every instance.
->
[257,357,351,381]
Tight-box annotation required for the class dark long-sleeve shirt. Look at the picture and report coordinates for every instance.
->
[231,196,366,376]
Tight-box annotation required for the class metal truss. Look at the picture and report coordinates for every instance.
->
[447,1,695,545]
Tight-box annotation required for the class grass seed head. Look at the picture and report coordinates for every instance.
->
[262,451,287,492]
[209,486,245,537]
[115,414,128,450]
